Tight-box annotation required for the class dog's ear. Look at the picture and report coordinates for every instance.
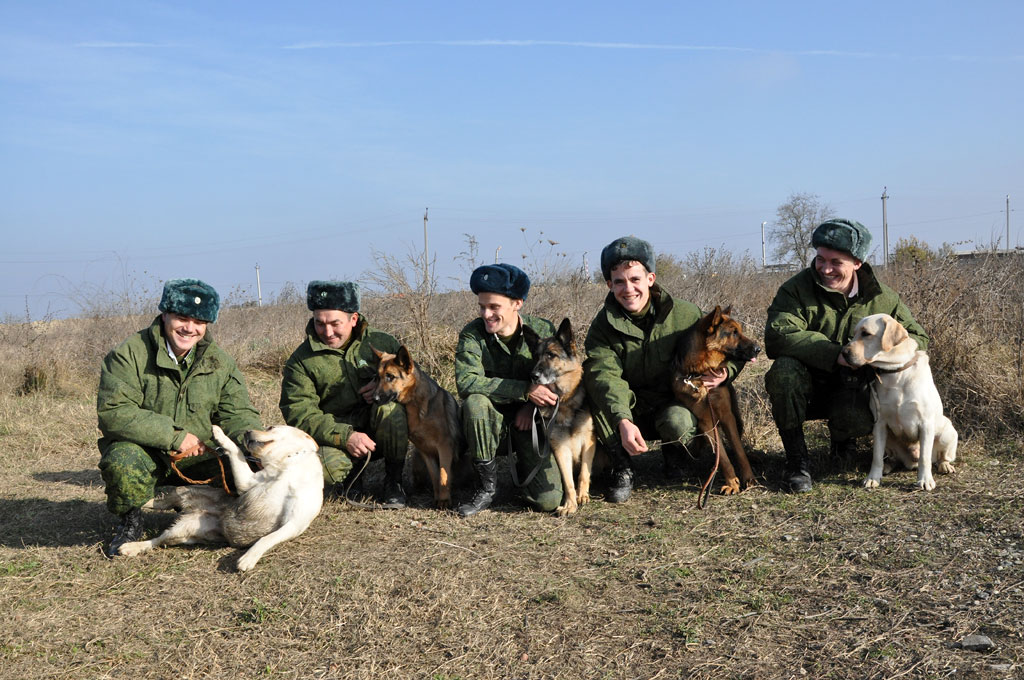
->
[522,325,540,353]
[881,317,910,352]
[555,317,574,351]
[397,345,414,371]
[705,305,723,333]
[722,304,733,317]
[370,345,385,360]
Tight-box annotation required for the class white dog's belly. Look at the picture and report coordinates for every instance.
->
[222,487,289,547]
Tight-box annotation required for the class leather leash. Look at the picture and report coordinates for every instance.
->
[696,393,722,511]
[510,396,561,489]
[168,443,234,496]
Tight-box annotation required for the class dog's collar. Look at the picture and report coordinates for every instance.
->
[872,353,919,375]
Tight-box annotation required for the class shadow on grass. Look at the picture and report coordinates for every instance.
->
[0,497,110,548]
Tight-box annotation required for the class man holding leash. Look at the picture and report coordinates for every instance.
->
[455,263,564,517]
[765,219,928,492]
[583,236,749,503]
[280,281,409,507]
[97,279,263,557]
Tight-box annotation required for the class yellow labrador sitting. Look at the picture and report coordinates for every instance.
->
[118,425,323,571]
[842,314,957,491]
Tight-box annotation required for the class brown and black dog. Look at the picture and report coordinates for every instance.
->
[671,306,760,496]
[372,346,463,509]
[523,318,607,516]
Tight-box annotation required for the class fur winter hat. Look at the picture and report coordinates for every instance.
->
[600,236,656,281]
[469,263,530,300]
[306,281,360,313]
[811,219,873,262]
[158,279,220,323]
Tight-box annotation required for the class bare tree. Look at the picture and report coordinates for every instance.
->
[770,193,835,265]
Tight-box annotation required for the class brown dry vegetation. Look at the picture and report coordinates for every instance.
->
[1,251,1022,679]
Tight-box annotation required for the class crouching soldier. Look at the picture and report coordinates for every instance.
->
[765,219,928,492]
[97,279,263,557]
[455,264,564,517]
[583,236,747,502]
[280,281,409,506]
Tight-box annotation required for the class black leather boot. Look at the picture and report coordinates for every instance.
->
[457,458,498,517]
[606,441,635,503]
[381,457,407,509]
[326,466,364,501]
[780,427,812,493]
[106,507,143,558]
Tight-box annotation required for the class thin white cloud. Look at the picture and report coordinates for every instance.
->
[281,39,1023,62]
[74,41,175,49]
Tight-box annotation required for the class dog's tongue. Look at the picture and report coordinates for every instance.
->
[749,357,757,363]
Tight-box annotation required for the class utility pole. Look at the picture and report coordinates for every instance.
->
[1007,194,1011,250]
[761,221,767,269]
[494,245,502,263]
[582,251,589,277]
[255,264,262,307]
[881,187,889,267]
[422,208,429,291]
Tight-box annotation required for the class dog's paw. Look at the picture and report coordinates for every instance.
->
[117,541,150,557]
[719,477,741,495]
[578,491,590,506]
[555,499,578,517]
[863,477,881,489]
[937,461,956,475]
[211,425,238,453]
[915,478,937,491]
[236,553,260,572]
[435,497,451,511]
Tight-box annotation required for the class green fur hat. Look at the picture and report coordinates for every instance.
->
[306,280,360,313]
[158,278,220,323]
[470,263,530,300]
[600,236,655,281]
[811,219,873,262]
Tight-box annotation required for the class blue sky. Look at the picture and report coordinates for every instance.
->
[2,1,1021,320]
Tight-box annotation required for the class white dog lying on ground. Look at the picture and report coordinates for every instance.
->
[842,313,957,491]
[117,425,323,571]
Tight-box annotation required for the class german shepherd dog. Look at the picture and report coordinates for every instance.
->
[372,346,463,509]
[671,306,761,495]
[523,318,606,516]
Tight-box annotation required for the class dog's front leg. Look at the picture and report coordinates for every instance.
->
[417,449,443,507]
[212,425,257,493]
[553,445,578,517]
[576,442,596,508]
[236,521,304,572]
[864,418,887,488]
[935,419,958,475]
[916,422,938,491]
[436,446,454,510]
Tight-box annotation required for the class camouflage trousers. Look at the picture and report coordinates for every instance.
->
[590,393,699,451]
[98,441,234,516]
[461,394,563,512]
[764,356,873,441]
[319,401,408,486]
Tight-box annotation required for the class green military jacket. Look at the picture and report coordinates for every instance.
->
[765,261,928,372]
[455,314,556,404]
[279,317,401,449]
[97,316,261,453]
[583,285,744,428]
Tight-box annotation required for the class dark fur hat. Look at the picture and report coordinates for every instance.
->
[158,278,220,323]
[811,219,872,262]
[469,263,530,300]
[306,280,360,313]
[600,236,655,280]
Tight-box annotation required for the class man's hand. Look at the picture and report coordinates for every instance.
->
[514,403,536,431]
[617,419,648,456]
[525,383,558,407]
[358,380,377,404]
[346,431,376,458]
[701,367,728,389]
[177,433,207,457]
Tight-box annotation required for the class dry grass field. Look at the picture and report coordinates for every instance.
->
[1,252,1022,678]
